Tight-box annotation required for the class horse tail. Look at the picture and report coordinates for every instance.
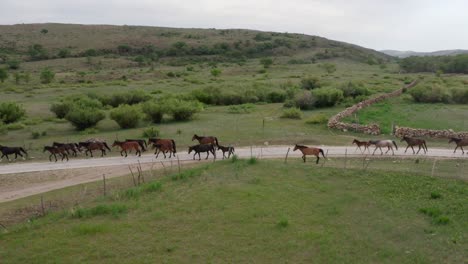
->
[20,147,28,156]
[171,140,177,153]
[214,137,219,146]
[392,140,398,150]
[319,149,326,158]
[103,142,111,151]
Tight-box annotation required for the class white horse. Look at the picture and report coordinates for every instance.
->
[369,140,398,155]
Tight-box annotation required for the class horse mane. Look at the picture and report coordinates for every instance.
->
[295,144,307,148]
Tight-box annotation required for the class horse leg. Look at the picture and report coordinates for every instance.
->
[372,147,377,156]
[454,146,458,153]
[193,153,196,160]
[163,151,167,159]
[138,149,141,157]
[198,152,201,161]
[49,154,53,162]
[206,151,209,160]
[155,149,160,158]
[404,145,409,153]
[124,150,128,157]
[90,150,94,158]
[416,145,422,154]
[411,146,415,154]
[302,155,306,163]
[316,155,319,164]
[54,153,58,162]
[65,153,69,162]
[461,146,465,154]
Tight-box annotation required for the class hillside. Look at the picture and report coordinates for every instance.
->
[381,49,468,58]
[0,23,391,64]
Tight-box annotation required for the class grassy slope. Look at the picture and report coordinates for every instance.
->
[0,160,466,263]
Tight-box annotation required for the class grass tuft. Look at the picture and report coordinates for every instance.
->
[70,203,128,219]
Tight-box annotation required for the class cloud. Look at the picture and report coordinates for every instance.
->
[1,0,467,51]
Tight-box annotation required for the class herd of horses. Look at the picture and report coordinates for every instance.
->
[0,134,235,163]
[1,134,468,164]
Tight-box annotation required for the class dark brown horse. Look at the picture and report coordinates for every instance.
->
[126,139,147,151]
[192,134,219,146]
[352,139,371,154]
[401,136,428,154]
[53,142,80,157]
[217,145,235,159]
[148,138,176,157]
[0,145,28,161]
[188,144,216,160]
[449,137,468,154]
[78,142,108,157]
[43,146,69,162]
[112,141,142,157]
[293,144,326,164]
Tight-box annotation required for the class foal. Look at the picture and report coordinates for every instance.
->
[352,139,371,154]
[217,145,235,159]
[293,144,326,164]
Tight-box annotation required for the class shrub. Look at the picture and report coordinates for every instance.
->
[338,81,370,98]
[110,104,141,129]
[312,87,343,107]
[305,114,329,124]
[50,102,71,119]
[99,90,150,107]
[0,68,7,83]
[260,58,273,68]
[142,101,165,123]
[65,107,105,130]
[267,90,287,103]
[211,68,222,77]
[450,87,468,104]
[430,192,442,199]
[70,204,127,219]
[294,91,316,110]
[6,122,26,130]
[0,102,26,124]
[142,127,160,138]
[281,107,302,119]
[319,63,337,74]
[58,48,71,58]
[301,77,321,90]
[6,59,20,70]
[40,68,55,84]
[31,131,41,139]
[228,103,256,114]
[409,85,450,103]
[169,100,202,121]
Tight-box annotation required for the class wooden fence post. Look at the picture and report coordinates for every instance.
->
[129,166,137,187]
[177,155,181,173]
[284,148,290,164]
[431,159,437,177]
[102,174,107,196]
[40,195,45,216]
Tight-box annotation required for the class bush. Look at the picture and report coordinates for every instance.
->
[267,90,287,103]
[0,102,26,124]
[0,68,8,83]
[110,104,141,129]
[409,85,450,103]
[312,87,343,107]
[210,68,221,77]
[301,77,321,90]
[228,103,256,114]
[50,102,71,119]
[305,114,329,124]
[168,100,202,121]
[294,91,316,110]
[6,59,20,70]
[281,107,302,119]
[58,48,71,58]
[142,101,166,123]
[338,81,370,98]
[450,87,468,104]
[65,107,105,130]
[98,90,150,107]
[260,58,273,68]
[142,127,160,138]
[40,68,55,84]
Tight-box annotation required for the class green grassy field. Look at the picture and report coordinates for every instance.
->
[0,159,466,263]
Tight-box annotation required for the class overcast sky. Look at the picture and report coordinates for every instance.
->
[1,0,467,52]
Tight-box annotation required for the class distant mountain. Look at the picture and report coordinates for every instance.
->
[380,49,468,58]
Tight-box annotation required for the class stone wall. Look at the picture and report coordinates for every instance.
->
[327,80,419,135]
[394,126,468,139]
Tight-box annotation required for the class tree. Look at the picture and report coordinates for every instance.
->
[0,68,8,83]
[65,107,105,130]
[260,58,273,68]
[40,29,48,34]
[110,104,141,128]
[40,68,55,84]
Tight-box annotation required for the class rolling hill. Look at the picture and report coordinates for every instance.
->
[380,49,468,58]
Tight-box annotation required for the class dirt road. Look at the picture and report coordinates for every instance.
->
[0,145,465,202]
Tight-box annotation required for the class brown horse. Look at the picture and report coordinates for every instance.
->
[449,137,468,154]
[112,141,142,157]
[293,144,326,164]
[192,134,219,146]
[148,138,176,158]
[401,136,428,154]
[78,142,108,157]
[352,139,371,154]
[43,146,69,162]
[53,142,80,157]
